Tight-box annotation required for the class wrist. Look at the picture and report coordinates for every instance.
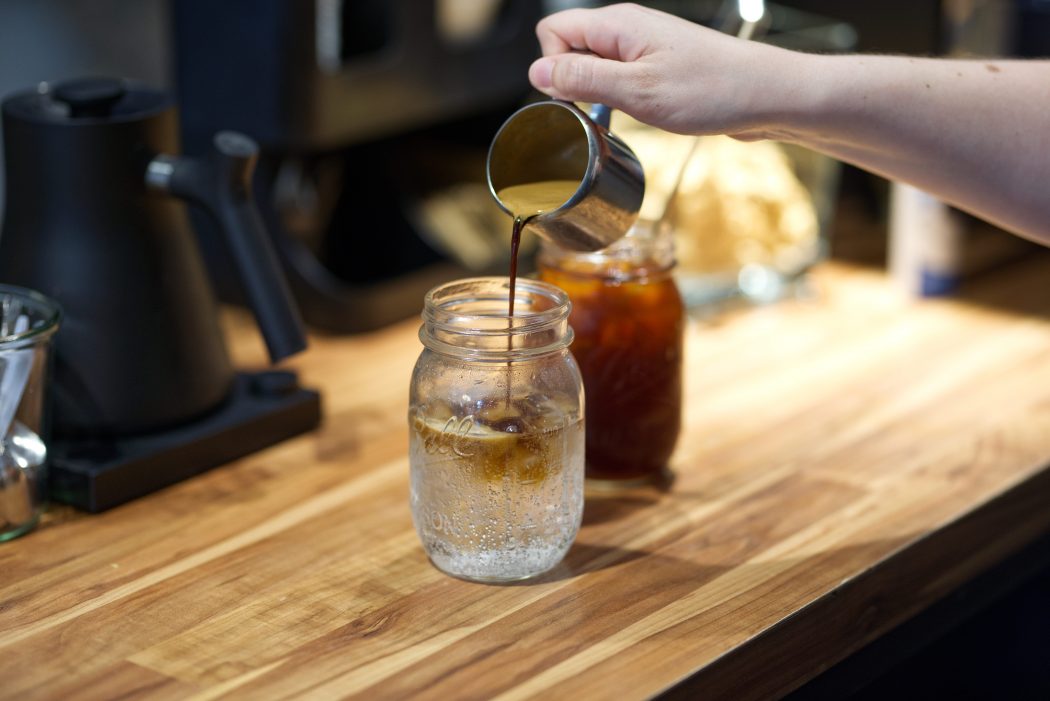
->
[745,49,836,143]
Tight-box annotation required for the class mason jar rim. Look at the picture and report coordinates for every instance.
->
[420,277,573,361]
[537,219,676,281]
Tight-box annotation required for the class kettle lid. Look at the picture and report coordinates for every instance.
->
[2,77,170,125]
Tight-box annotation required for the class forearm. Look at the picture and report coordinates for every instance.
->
[530,4,1050,244]
[772,54,1050,244]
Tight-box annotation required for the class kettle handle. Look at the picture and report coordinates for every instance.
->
[147,131,306,363]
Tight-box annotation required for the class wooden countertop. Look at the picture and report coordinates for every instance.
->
[5,258,1050,700]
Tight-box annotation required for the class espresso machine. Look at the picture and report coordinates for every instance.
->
[172,0,544,332]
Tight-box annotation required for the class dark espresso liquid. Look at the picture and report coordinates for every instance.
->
[498,180,579,405]
[498,180,580,318]
[508,215,526,319]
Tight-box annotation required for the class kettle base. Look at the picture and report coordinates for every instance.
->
[48,371,322,512]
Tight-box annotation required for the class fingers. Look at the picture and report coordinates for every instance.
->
[535,4,650,62]
[528,52,636,107]
[535,10,576,56]
[531,4,659,104]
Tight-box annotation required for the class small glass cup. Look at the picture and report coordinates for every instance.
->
[0,285,61,542]
[409,277,584,582]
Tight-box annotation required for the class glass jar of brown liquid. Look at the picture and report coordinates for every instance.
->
[538,222,684,485]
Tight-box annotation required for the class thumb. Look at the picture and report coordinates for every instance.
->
[529,53,631,106]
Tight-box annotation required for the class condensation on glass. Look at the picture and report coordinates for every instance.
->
[409,277,584,582]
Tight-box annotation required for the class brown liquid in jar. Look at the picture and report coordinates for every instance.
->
[412,396,582,486]
[539,253,684,483]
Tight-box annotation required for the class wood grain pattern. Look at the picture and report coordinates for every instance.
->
[4,258,1050,700]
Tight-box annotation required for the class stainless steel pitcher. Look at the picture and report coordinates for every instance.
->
[486,100,645,252]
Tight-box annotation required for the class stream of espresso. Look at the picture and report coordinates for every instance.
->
[497,179,580,404]
[498,179,580,317]
[508,215,526,319]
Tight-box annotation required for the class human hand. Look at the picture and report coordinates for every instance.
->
[533,5,1050,246]
[528,3,805,138]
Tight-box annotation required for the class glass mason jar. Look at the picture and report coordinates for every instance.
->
[409,277,584,582]
[538,222,684,485]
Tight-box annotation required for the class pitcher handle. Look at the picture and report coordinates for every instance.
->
[588,103,612,129]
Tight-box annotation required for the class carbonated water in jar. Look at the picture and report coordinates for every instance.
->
[409,278,584,582]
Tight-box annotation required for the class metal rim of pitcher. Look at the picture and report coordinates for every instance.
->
[485,99,602,221]
[0,284,62,350]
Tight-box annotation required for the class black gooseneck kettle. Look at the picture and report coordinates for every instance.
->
[0,77,314,508]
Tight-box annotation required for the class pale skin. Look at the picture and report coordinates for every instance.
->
[528,3,1050,246]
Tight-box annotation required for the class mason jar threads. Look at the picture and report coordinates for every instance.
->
[538,222,684,485]
[409,277,584,582]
